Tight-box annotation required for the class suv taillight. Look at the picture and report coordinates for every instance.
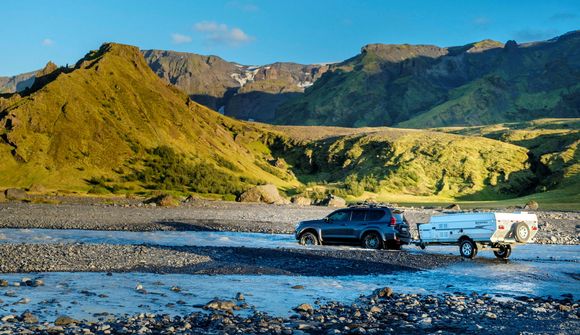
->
[390,217,396,226]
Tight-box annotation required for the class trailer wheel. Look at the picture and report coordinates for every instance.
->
[419,242,426,250]
[514,222,531,242]
[493,245,512,259]
[459,239,478,259]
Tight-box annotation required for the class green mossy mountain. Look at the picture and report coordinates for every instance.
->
[275,31,580,127]
[0,42,573,206]
[0,43,298,194]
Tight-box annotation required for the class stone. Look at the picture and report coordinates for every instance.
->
[445,204,461,210]
[54,315,78,326]
[21,312,38,324]
[559,304,573,312]
[485,312,497,319]
[204,299,236,311]
[524,200,539,210]
[238,184,288,204]
[377,287,393,298]
[294,303,314,313]
[235,292,245,301]
[291,196,311,206]
[28,184,46,193]
[1,315,16,323]
[532,307,547,313]
[369,306,381,313]
[291,285,305,290]
[320,194,346,207]
[0,191,5,202]
[4,188,28,201]
[0,279,8,287]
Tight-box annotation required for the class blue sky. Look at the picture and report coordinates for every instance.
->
[1,0,579,76]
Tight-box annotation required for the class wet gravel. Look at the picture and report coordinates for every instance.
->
[1,288,577,334]
[0,244,457,275]
[0,201,577,244]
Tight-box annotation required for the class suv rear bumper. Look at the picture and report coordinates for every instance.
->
[384,233,411,245]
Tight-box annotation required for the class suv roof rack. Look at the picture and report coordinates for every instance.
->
[347,201,395,209]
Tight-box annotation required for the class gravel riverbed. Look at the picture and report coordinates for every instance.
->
[1,288,577,334]
[0,201,578,244]
[0,244,456,275]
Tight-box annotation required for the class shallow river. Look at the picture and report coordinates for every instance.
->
[0,229,578,321]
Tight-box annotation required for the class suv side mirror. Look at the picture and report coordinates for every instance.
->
[323,217,330,223]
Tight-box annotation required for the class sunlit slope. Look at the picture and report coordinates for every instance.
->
[0,43,297,193]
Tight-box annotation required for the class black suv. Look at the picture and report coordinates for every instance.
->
[295,205,411,249]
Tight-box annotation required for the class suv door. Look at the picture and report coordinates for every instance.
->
[321,210,352,241]
[350,209,368,239]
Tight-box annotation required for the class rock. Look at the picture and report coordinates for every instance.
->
[21,312,38,324]
[0,191,5,202]
[524,200,539,210]
[369,306,382,313]
[15,297,31,304]
[157,195,180,207]
[0,279,8,287]
[238,184,287,204]
[320,194,346,207]
[376,287,393,298]
[204,299,236,311]
[54,315,78,326]
[291,196,311,206]
[235,292,245,301]
[1,315,16,323]
[532,307,547,313]
[291,285,305,290]
[559,304,573,312]
[4,188,28,201]
[294,303,314,313]
[550,236,558,243]
[445,204,461,210]
[28,184,46,193]
[170,286,181,292]
[485,312,497,319]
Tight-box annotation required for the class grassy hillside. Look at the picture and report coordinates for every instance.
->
[433,119,580,208]
[0,43,575,209]
[0,43,298,197]
[275,31,580,128]
[269,126,537,200]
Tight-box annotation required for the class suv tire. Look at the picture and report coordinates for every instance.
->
[299,232,319,246]
[459,239,478,259]
[362,232,383,250]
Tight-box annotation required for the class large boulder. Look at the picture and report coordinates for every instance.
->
[291,195,311,206]
[319,194,346,207]
[238,184,287,204]
[4,188,28,201]
[524,200,539,210]
[145,194,180,207]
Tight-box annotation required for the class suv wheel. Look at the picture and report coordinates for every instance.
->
[299,232,319,246]
[362,232,383,250]
[459,239,478,259]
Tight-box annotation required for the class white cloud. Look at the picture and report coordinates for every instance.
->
[226,1,259,12]
[171,33,192,44]
[473,16,490,27]
[194,21,253,47]
[41,38,54,46]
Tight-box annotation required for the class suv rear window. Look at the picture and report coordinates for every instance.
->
[365,209,386,221]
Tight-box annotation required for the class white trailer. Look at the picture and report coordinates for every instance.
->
[417,212,539,259]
